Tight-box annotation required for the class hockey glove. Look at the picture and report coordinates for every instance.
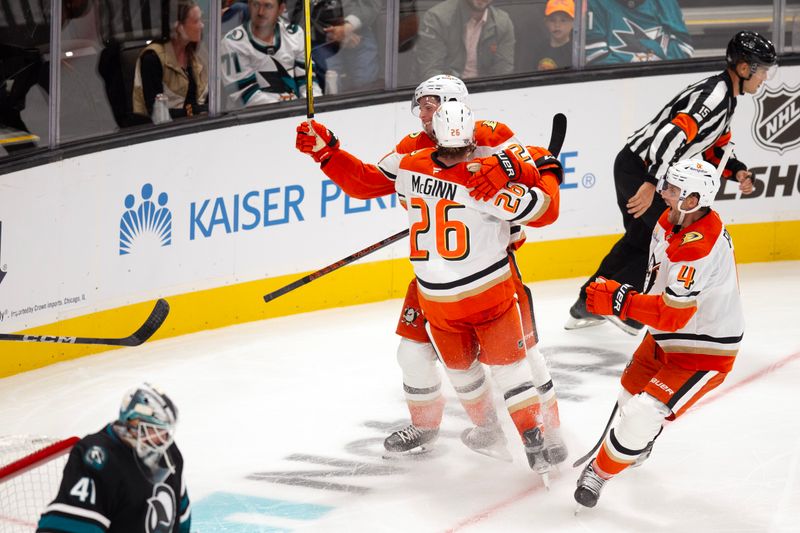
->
[466,150,532,201]
[586,278,637,319]
[296,120,340,163]
[527,146,564,184]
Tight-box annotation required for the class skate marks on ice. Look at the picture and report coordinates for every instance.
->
[191,345,630,531]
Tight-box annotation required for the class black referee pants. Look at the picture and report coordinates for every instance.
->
[578,146,667,300]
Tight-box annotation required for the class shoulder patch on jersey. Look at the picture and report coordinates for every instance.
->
[227,28,245,41]
[479,120,499,131]
[681,231,703,245]
[409,132,422,138]
[83,445,108,470]
[286,23,299,34]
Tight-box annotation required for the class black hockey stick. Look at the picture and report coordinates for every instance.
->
[548,112,567,156]
[263,230,408,303]
[0,299,170,347]
[572,403,618,468]
[263,113,568,304]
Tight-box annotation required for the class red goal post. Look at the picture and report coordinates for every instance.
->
[0,436,79,532]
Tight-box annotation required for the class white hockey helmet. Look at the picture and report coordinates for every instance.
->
[118,383,178,461]
[411,75,468,116]
[657,159,720,214]
[432,101,475,148]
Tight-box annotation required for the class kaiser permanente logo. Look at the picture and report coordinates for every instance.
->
[119,184,172,255]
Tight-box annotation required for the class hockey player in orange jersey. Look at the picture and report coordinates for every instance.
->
[295,75,567,462]
[394,101,558,481]
[574,159,745,510]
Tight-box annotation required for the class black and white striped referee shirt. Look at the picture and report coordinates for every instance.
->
[626,71,746,182]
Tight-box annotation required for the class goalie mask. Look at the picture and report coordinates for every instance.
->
[412,75,468,117]
[118,383,178,479]
[432,101,475,148]
[657,159,719,215]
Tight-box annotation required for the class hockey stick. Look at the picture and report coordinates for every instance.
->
[572,403,618,468]
[0,299,170,347]
[263,230,408,303]
[303,0,315,119]
[548,113,567,156]
[263,113,568,304]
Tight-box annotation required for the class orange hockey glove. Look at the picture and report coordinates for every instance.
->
[466,150,537,201]
[296,120,340,163]
[586,278,637,319]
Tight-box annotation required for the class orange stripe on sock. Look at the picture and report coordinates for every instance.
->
[408,396,445,429]
[596,443,632,476]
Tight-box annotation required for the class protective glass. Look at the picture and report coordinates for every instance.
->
[756,63,779,80]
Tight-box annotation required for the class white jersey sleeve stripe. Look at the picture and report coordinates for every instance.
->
[43,503,112,528]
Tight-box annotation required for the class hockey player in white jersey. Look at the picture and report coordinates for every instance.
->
[295,75,567,464]
[394,101,559,481]
[574,159,746,510]
[220,0,322,108]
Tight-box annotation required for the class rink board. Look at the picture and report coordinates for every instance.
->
[1,66,800,376]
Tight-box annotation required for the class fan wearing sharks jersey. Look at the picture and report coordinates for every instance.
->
[585,0,693,64]
[220,0,322,109]
[37,384,190,533]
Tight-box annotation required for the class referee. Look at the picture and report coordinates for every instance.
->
[566,30,777,335]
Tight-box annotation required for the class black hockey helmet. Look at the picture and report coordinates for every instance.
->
[726,31,777,70]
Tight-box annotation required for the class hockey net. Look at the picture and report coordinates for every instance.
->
[0,436,78,532]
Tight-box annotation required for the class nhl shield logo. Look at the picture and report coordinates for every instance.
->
[752,83,800,155]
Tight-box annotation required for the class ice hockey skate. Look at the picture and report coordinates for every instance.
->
[606,315,644,336]
[460,424,513,463]
[383,425,438,457]
[523,427,552,488]
[564,297,605,330]
[574,462,608,512]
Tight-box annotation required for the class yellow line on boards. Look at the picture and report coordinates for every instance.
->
[1,219,798,378]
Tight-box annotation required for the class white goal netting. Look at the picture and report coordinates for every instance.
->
[0,436,77,533]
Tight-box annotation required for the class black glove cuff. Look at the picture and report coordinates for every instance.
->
[612,284,634,317]
[327,131,339,148]
[494,151,517,180]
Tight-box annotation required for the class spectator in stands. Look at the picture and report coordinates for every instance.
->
[415,0,514,80]
[533,0,574,71]
[220,0,322,108]
[288,0,381,94]
[222,0,249,34]
[132,0,208,121]
[586,0,692,64]
[0,0,90,152]
[322,0,381,92]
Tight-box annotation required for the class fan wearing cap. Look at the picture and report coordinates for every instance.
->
[574,158,745,510]
[37,384,190,533]
[534,0,574,71]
